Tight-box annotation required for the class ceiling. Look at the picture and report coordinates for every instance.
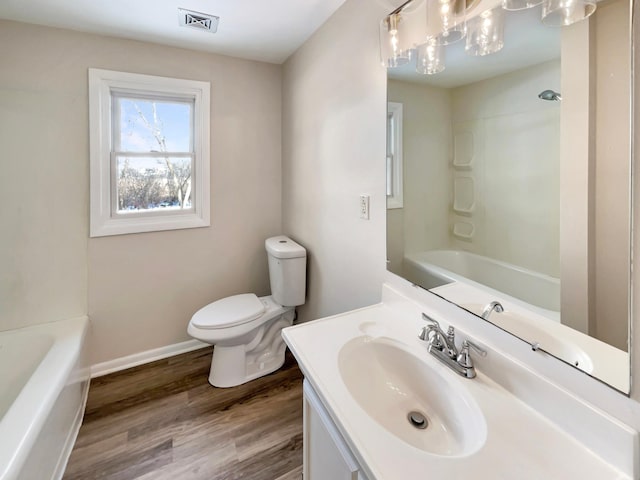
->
[0,0,349,64]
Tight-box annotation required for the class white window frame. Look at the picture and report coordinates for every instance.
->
[89,68,210,237]
[387,102,404,209]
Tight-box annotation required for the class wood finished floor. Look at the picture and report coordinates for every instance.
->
[63,347,303,480]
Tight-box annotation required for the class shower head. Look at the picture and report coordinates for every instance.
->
[538,90,562,101]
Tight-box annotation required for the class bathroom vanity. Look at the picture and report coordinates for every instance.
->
[283,282,638,479]
[283,0,640,475]
[303,381,369,480]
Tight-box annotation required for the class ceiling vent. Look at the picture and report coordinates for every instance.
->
[178,8,219,33]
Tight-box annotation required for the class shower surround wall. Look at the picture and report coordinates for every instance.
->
[0,23,88,332]
[450,60,561,278]
[387,61,561,280]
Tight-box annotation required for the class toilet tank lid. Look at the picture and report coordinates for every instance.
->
[265,236,306,259]
[191,294,265,329]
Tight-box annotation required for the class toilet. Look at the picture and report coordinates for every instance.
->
[187,235,306,387]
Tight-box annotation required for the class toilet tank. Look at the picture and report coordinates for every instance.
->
[265,236,306,307]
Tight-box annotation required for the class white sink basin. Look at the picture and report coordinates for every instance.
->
[338,336,487,457]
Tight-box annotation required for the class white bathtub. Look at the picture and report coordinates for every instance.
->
[0,316,90,480]
[403,250,560,319]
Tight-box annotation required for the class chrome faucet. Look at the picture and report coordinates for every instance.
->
[419,313,486,379]
[481,301,504,320]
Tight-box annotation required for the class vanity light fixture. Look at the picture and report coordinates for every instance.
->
[541,0,596,26]
[427,0,467,45]
[502,0,543,11]
[465,7,505,56]
[416,37,445,74]
[380,0,594,73]
[380,12,412,68]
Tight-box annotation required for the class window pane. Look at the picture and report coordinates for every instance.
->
[116,156,193,213]
[116,96,193,153]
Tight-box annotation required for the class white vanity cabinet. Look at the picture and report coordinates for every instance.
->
[303,380,369,480]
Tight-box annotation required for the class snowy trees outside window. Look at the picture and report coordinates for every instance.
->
[114,95,194,212]
[89,69,210,237]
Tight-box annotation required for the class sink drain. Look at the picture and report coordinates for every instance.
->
[407,411,428,429]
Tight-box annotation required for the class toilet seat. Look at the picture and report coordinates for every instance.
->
[191,293,266,329]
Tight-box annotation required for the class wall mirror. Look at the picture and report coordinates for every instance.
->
[384,0,632,392]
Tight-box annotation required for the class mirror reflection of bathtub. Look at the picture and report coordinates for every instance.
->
[403,250,559,320]
[402,249,628,392]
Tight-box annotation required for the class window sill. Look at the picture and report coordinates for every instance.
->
[90,212,210,237]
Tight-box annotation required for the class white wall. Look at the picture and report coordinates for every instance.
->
[281,0,389,322]
[0,20,283,365]
[387,79,451,266]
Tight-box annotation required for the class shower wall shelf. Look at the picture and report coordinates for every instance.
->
[453,221,475,240]
[453,176,475,214]
[453,130,475,169]
[451,121,481,247]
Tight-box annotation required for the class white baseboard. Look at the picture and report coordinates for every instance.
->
[90,339,209,378]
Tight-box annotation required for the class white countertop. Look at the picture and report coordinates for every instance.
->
[283,295,633,480]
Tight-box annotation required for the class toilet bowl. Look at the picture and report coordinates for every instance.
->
[187,236,306,387]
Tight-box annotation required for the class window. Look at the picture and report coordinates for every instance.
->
[89,69,210,237]
[387,102,403,209]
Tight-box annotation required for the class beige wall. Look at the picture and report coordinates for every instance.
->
[560,18,595,334]
[0,20,283,364]
[593,0,630,351]
[386,208,404,273]
[631,0,640,403]
[559,0,631,347]
[281,0,388,322]
[387,80,451,265]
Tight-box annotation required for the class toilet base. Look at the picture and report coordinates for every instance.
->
[208,311,294,388]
